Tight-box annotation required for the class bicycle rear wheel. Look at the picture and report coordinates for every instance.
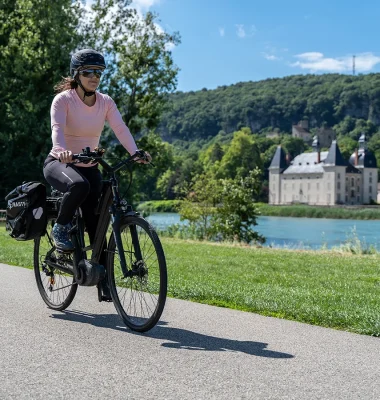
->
[107,215,167,332]
[34,219,77,311]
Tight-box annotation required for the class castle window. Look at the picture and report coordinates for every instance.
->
[357,196,360,202]
[338,193,341,202]
[351,178,354,187]
[369,177,372,183]
[345,195,348,202]
[338,173,341,179]
[357,186,360,193]
[370,172,373,176]
[337,182,341,190]
[306,162,309,165]
[369,186,372,193]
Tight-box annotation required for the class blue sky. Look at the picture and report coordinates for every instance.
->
[132,0,380,92]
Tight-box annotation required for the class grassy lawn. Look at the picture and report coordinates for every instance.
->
[1,226,379,336]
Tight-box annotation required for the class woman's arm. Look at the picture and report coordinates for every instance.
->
[50,95,68,157]
[105,98,139,155]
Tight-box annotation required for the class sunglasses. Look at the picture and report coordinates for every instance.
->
[79,69,103,79]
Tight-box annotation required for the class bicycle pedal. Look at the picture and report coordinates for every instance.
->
[101,296,113,302]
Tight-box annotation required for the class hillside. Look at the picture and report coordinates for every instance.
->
[158,73,380,142]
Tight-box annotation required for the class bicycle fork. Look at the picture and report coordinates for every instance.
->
[111,210,143,279]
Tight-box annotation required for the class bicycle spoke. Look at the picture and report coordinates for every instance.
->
[34,220,77,311]
[108,216,167,332]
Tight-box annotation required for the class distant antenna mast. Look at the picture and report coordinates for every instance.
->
[353,55,356,76]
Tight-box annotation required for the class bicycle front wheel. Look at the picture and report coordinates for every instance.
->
[107,215,167,332]
[34,219,77,311]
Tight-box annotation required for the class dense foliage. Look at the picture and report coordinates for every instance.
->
[0,0,179,207]
[158,73,380,142]
[178,169,264,244]
[0,0,80,200]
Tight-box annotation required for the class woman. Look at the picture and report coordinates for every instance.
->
[43,49,149,298]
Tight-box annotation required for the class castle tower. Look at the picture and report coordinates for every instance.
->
[268,146,287,205]
[349,134,378,204]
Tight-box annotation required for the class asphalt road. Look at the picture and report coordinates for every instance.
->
[1,263,379,400]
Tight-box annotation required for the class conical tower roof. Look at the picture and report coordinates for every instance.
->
[269,146,287,169]
[324,140,347,166]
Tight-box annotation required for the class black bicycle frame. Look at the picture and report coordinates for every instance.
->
[83,158,142,278]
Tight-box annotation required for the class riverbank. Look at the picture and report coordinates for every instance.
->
[1,226,379,336]
[137,200,380,220]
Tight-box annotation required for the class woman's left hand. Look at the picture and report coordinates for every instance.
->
[135,150,152,164]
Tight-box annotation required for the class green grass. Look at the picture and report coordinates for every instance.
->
[1,226,379,336]
[136,200,182,214]
[257,203,380,220]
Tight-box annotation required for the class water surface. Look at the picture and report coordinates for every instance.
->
[146,213,380,250]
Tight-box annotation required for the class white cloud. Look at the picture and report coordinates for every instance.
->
[236,24,246,38]
[291,52,380,72]
[235,24,256,39]
[219,27,225,37]
[132,0,160,14]
[262,52,281,61]
[82,0,177,51]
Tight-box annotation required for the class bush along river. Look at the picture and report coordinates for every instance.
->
[145,213,380,250]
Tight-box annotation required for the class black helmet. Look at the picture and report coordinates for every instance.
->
[70,49,106,77]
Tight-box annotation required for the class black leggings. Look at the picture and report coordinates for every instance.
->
[43,155,102,244]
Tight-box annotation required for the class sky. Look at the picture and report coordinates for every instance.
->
[120,0,380,92]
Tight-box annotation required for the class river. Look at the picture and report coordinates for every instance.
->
[145,213,380,250]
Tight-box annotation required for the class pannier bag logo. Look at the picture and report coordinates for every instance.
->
[33,207,44,220]
[7,201,28,209]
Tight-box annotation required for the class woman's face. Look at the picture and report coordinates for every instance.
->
[78,67,103,91]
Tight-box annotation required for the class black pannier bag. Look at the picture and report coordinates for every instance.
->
[5,182,47,241]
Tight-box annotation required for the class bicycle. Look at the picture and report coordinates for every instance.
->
[34,148,167,332]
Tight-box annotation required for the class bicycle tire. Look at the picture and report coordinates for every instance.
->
[34,218,78,311]
[107,215,167,332]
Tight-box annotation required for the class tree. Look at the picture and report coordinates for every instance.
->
[217,127,263,179]
[0,0,81,203]
[83,0,180,134]
[281,136,308,159]
[178,169,265,244]
[212,169,265,244]
[122,132,175,203]
[178,172,220,240]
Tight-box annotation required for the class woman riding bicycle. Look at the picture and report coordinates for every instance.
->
[43,49,150,295]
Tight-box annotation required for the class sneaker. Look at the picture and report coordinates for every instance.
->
[52,223,74,252]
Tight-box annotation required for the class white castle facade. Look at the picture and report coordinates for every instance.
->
[268,134,378,206]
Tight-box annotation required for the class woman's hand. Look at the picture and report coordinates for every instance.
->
[58,150,73,163]
[135,150,152,164]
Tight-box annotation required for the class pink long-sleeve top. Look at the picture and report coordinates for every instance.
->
[49,89,138,167]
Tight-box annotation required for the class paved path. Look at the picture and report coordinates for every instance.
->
[0,263,379,399]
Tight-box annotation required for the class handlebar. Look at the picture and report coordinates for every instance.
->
[59,147,154,172]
